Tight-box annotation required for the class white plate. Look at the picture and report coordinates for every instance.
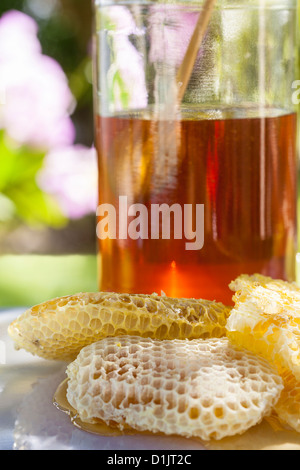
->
[0,309,205,450]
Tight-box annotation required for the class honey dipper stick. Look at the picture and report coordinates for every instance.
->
[176,0,217,103]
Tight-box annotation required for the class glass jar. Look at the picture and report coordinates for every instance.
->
[93,0,298,304]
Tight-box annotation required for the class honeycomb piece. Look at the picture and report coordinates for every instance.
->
[65,336,283,441]
[229,273,300,299]
[274,370,300,432]
[227,275,300,380]
[8,292,231,361]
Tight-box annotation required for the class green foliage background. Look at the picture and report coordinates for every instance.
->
[0,1,98,307]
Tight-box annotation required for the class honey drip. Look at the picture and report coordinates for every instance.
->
[53,379,126,437]
[53,379,300,450]
[53,380,170,439]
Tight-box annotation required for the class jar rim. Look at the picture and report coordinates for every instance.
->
[94,0,297,9]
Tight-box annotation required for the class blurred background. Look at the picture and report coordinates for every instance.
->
[0,0,98,307]
[0,1,299,308]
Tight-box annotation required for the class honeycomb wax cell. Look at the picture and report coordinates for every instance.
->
[274,369,300,432]
[8,292,231,361]
[65,336,283,441]
[227,274,300,381]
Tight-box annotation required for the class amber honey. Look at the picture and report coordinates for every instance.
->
[96,109,297,304]
[53,378,300,450]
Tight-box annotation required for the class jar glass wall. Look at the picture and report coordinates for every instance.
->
[93,0,298,304]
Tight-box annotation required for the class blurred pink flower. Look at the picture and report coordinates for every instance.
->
[37,145,98,219]
[109,35,148,111]
[149,6,199,67]
[0,10,75,149]
[104,5,136,35]
[0,9,41,61]
[104,6,148,112]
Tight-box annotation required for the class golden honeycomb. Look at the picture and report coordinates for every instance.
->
[8,291,231,361]
[229,273,300,298]
[274,369,300,432]
[65,336,283,441]
[226,274,300,381]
